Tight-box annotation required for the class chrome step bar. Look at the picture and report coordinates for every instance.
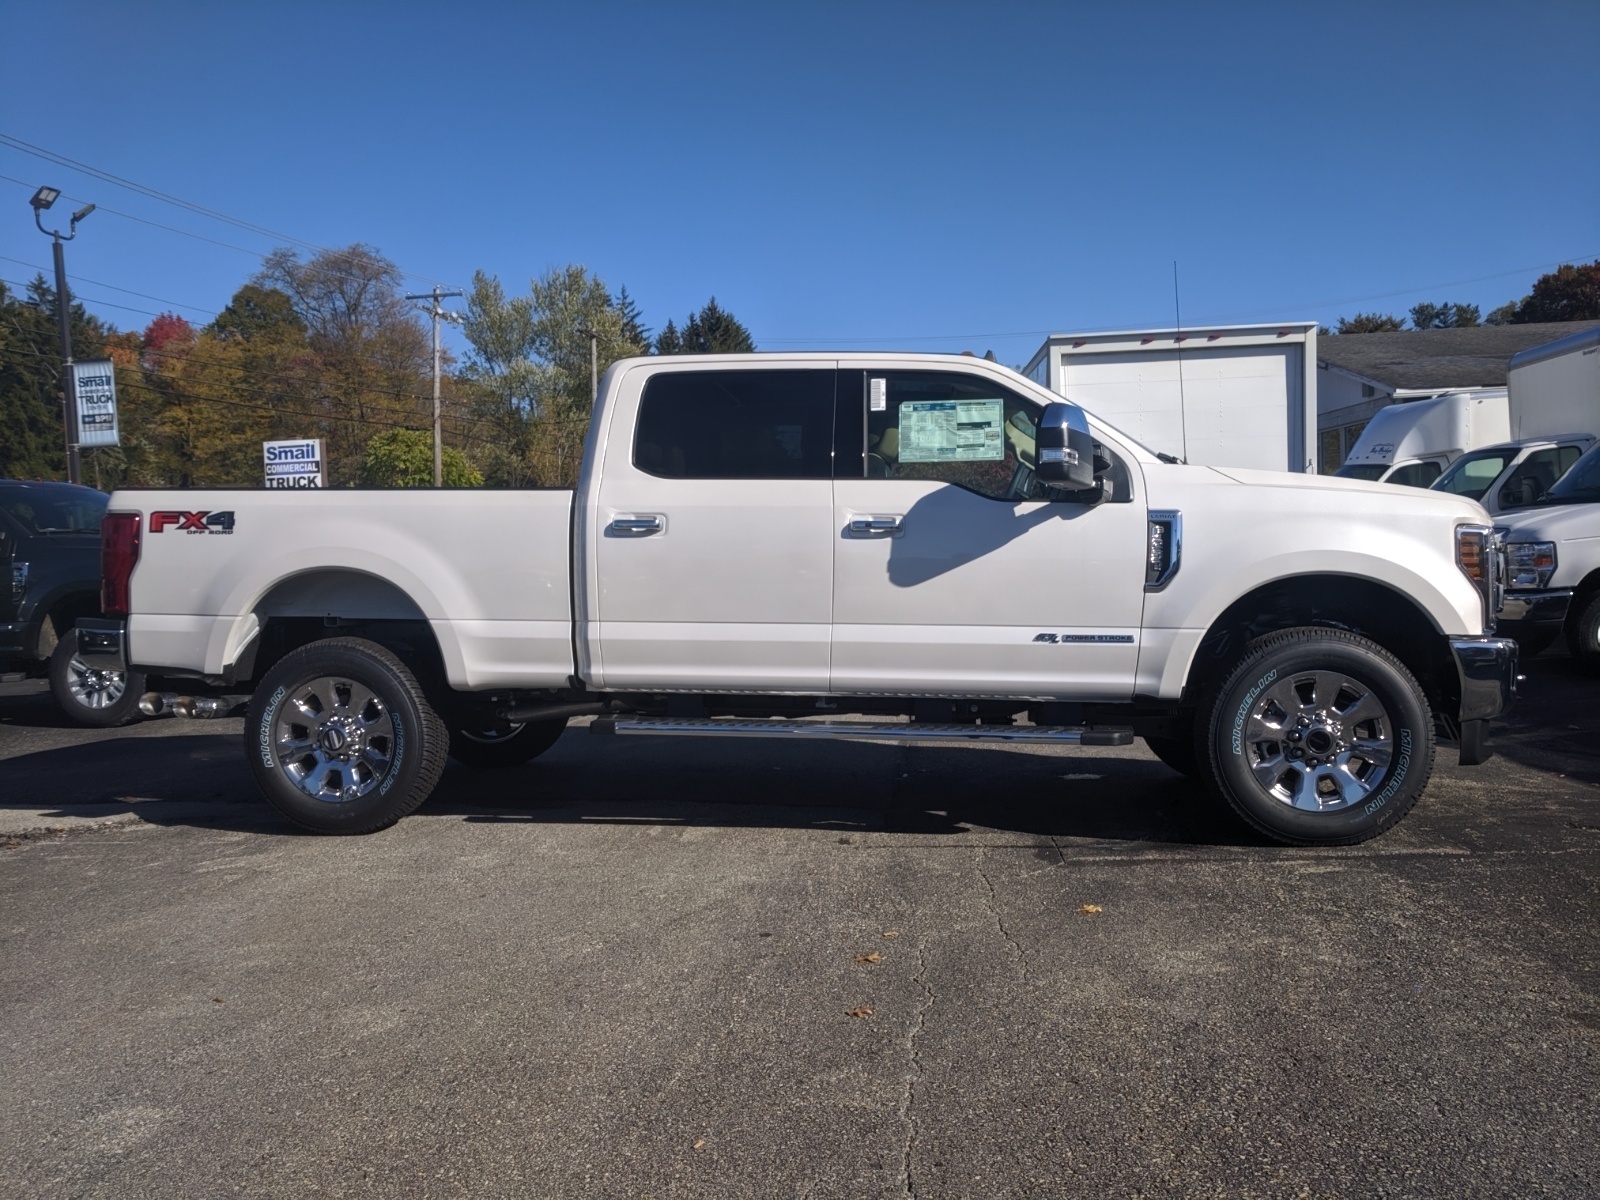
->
[589,717,1133,746]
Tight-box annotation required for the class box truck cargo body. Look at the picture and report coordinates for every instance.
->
[1023,323,1319,473]
[1509,326,1600,440]
[1334,389,1510,487]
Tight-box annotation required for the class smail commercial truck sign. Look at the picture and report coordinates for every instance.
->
[263,438,326,488]
[73,360,119,447]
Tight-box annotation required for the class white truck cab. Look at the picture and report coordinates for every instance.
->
[79,353,1518,848]
[1495,441,1600,667]
[1334,389,1509,488]
[1430,435,1594,517]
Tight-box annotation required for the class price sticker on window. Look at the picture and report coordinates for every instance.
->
[897,399,1005,463]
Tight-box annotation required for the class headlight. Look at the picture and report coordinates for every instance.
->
[1504,541,1557,590]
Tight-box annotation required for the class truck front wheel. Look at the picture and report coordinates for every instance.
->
[1197,628,1434,845]
[245,637,447,834]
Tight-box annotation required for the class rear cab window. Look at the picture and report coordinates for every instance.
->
[633,370,835,479]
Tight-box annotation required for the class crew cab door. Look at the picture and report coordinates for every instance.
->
[589,365,839,691]
[831,369,1148,700]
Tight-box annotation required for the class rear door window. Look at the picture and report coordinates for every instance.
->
[633,370,836,479]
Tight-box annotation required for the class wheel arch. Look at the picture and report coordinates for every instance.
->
[1179,573,1459,723]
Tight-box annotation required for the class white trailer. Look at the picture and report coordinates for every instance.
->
[1334,389,1510,487]
[1023,323,1319,473]
[1509,325,1600,440]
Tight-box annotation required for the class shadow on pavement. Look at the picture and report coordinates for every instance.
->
[0,717,1264,847]
[1489,646,1600,787]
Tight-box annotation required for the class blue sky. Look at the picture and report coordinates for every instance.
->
[3,1,1597,365]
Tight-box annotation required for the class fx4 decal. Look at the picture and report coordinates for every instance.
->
[150,510,235,535]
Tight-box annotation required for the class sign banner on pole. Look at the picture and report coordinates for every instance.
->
[73,360,119,448]
[263,438,326,488]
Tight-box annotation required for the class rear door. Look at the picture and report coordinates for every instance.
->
[830,368,1148,700]
[591,365,839,692]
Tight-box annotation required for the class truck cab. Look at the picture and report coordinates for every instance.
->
[1431,435,1594,517]
[1496,441,1600,666]
[1334,389,1509,488]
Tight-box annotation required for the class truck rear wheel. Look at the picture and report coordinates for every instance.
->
[49,628,146,727]
[449,717,567,767]
[1197,627,1434,845]
[245,637,447,834]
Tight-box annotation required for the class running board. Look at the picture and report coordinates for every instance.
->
[589,717,1133,746]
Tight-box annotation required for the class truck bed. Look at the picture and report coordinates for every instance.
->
[116,488,575,689]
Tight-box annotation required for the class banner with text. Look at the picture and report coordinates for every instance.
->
[263,438,326,488]
[73,360,119,448]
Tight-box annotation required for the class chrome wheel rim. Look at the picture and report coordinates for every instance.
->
[1241,670,1393,812]
[66,654,126,709]
[273,676,396,803]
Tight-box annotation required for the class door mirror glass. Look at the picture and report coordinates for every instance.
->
[1036,402,1097,491]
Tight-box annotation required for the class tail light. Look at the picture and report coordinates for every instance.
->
[101,512,141,616]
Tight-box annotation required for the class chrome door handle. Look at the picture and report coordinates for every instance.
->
[848,515,904,537]
[610,515,664,537]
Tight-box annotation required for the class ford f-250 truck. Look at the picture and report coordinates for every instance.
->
[79,353,1518,845]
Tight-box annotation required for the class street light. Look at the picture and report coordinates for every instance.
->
[31,185,94,485]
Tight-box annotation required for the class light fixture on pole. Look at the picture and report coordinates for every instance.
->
[31,186,95,485]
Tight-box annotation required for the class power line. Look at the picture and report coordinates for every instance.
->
[0,254,217,315]
[0,134,459,289]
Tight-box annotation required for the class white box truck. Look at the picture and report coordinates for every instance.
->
[1023,323,1319,473]
[1334,389,1510,487]
[1508,325,1600,440]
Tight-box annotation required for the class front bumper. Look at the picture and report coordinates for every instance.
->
[1497,588,1572,628]
[1448,636,1520,767]
[74,618,128,672]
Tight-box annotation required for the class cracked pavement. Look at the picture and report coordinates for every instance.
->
[1,653,1597,1198]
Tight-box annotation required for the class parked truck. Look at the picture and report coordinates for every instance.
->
[1023,323,1320,473]
[79,353,1517,846]
[1334,389,1509,487]
[1496,440,1600,665]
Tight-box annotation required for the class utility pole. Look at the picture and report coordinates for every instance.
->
[406,286,464,487]
[30,187,95,485]
[578,326,598,405]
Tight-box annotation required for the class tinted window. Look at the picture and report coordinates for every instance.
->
[1385,460,1442,488]
[0,485,107,535]
[1433,450,1511,499]
[634,370,835,479]
[1334,464,1388,482]
[1545,445,1600,504]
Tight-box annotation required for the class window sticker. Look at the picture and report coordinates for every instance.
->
[897,399,1005,463]
[870,378,887,412]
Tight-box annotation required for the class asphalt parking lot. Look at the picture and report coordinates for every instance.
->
[2,655,1597,1199]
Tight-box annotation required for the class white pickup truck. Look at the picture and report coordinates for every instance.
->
[79,353,1518,845]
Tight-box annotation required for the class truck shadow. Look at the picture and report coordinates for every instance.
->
[0,721,1265,847]
[1485,646,1600,788]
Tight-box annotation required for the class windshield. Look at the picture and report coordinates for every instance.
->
[1432,449,1512,500]
[1334,463,1388,482]
[0,485,108,535]
[1542,445,1600,505]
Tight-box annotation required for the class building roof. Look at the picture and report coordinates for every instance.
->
[1317,321,1600,389]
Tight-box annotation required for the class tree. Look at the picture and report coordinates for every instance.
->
[678,297,755,353]
[1409,302,1480,329]
[212,284,305,343]
[613,285,651,354]
[1511,261,1600,324]
[1484,302,1520,326]
[653,318,683,355]
[0,276,113,481]
[357,428,482,487]
[1334,312,1406,334]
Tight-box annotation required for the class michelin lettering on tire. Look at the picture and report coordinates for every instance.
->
[1231,669,1278,755]
[1362,728,1413,815]
[259,685,287,769]
[378,714,405,794]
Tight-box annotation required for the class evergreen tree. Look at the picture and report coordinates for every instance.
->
[613,285,651,354]
[1409,302,1480,329]
[0,276,112,480]
[653,318,683,356]
[681,297,755,353]
[1333,312,1406,334]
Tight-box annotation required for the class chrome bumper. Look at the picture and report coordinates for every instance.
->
[1497,588,1572,627]
[74,618,127,671]
[1449,636,1519,723]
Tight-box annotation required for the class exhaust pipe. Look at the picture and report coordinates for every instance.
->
[138,691,181,717]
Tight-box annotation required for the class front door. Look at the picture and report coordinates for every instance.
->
[593,365,839,692]
[831,368,1148,700]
